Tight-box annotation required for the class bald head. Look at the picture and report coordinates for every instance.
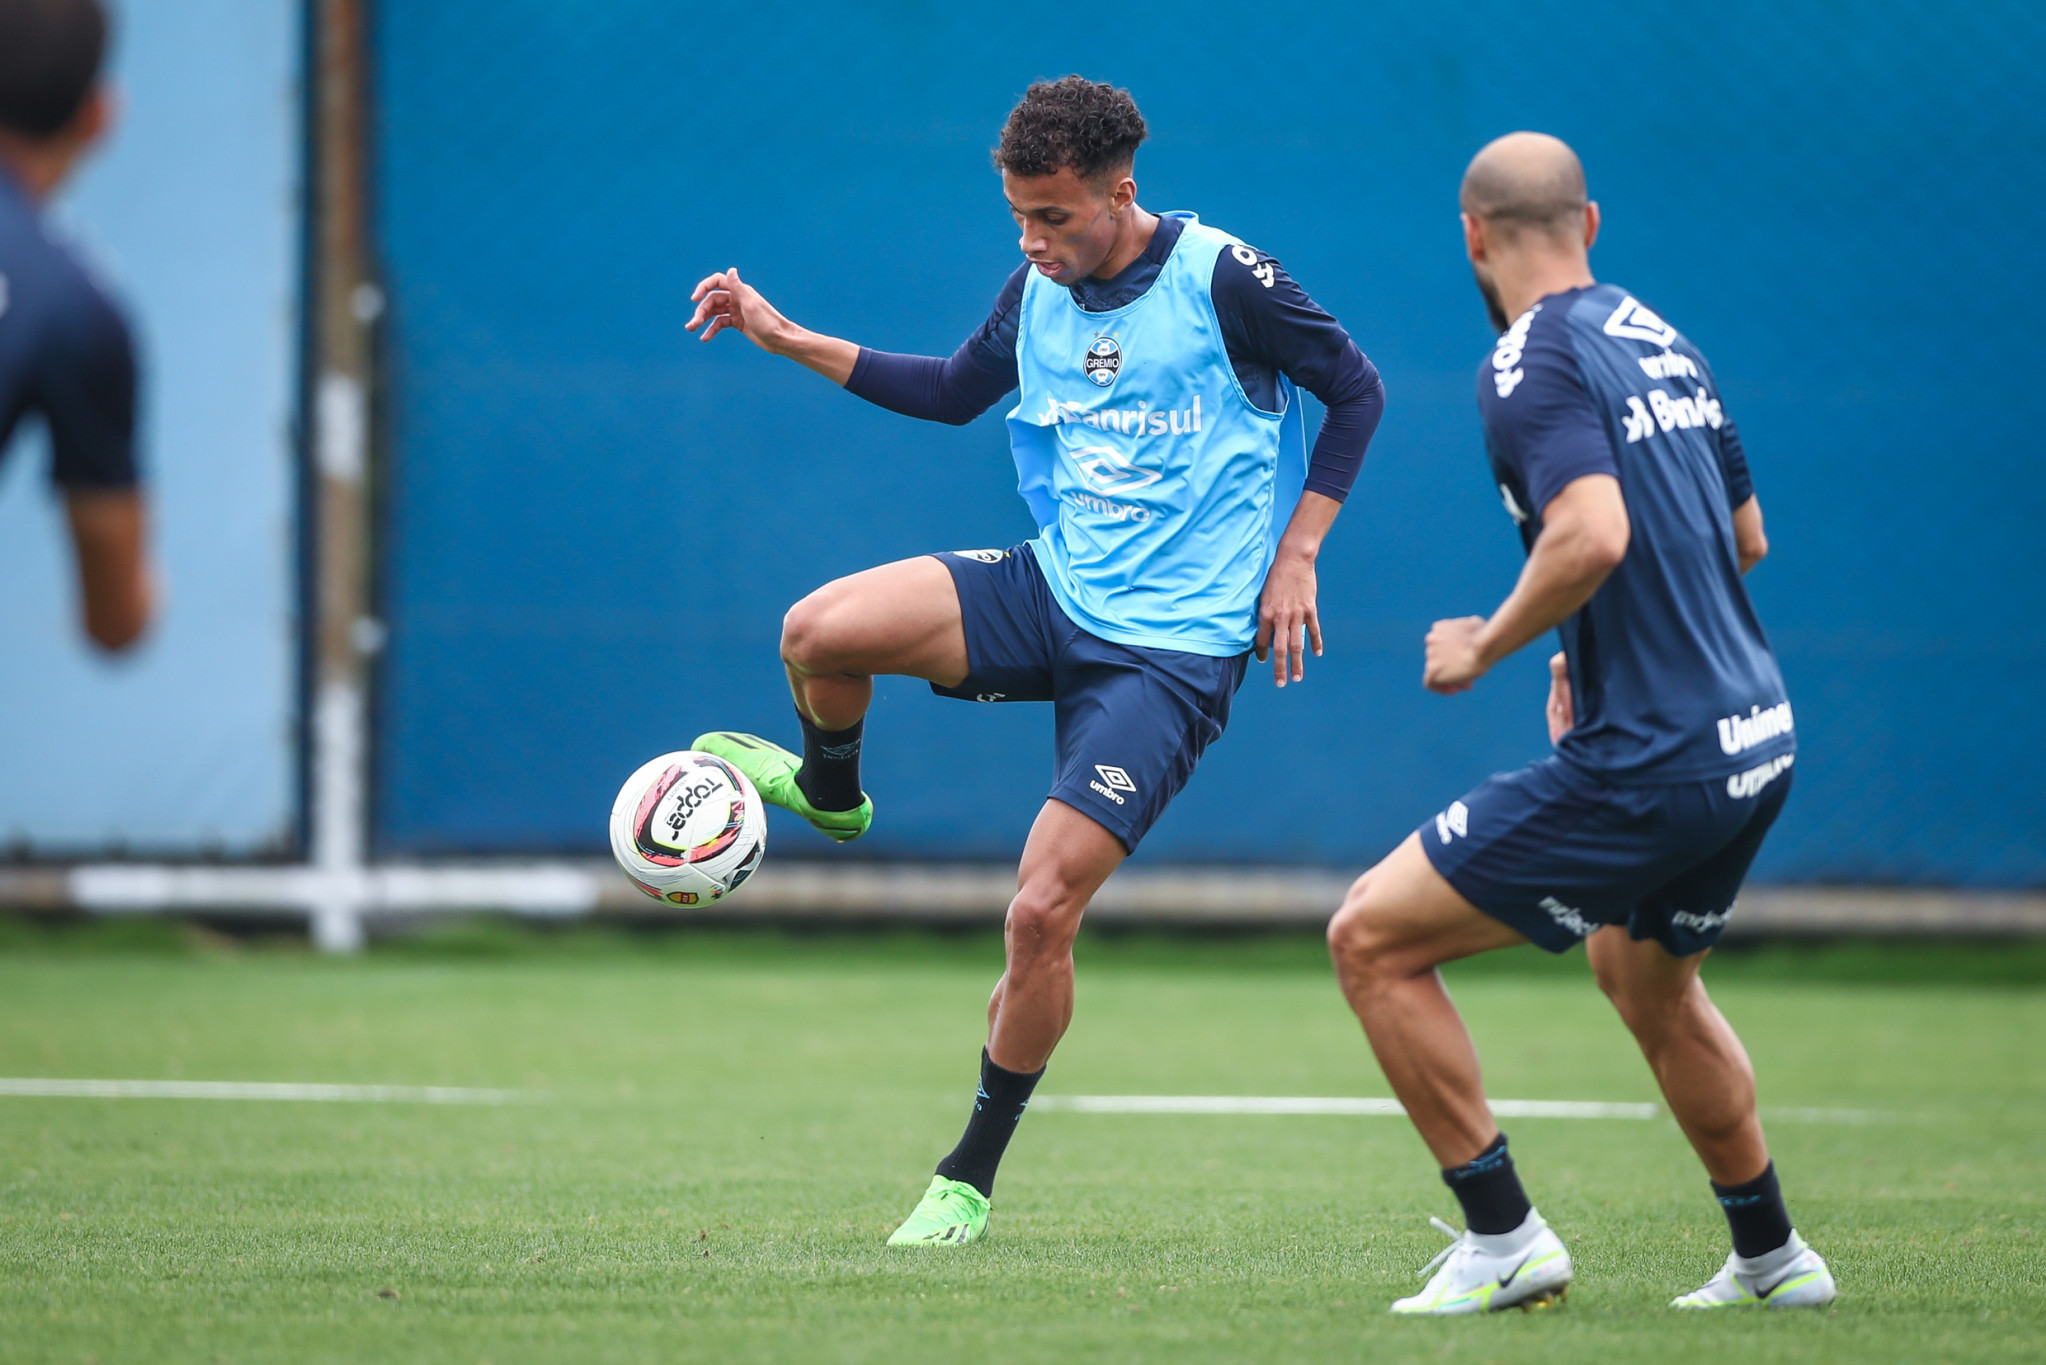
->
[1460,132,1588,242]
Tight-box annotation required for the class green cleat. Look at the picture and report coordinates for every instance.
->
[885,1175,990,1246]
[690,731,872,843]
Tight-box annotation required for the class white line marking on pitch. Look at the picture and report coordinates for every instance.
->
[1035,1096,1893,1123]
[0,1079,538,1105]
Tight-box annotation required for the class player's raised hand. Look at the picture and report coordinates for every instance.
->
[1546,651,1574,744]
[1255,551,1323,688]
[686,267,791,351]
[684,268,861,384]
[1423,616,1490,694]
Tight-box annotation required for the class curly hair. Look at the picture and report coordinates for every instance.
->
[993,75,1148,183]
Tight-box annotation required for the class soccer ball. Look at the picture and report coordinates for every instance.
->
[608,750,767,906]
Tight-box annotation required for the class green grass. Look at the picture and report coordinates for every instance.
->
[1,923,2042,1362]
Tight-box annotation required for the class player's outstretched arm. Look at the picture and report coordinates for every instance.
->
[1424,473,1628,694]
[686,267,859,386]
[1256,491,1341,688]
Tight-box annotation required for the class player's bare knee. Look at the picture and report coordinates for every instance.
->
[1005,885,1082,962]
[1326,899,1367,967]
[779,589,842,674]
[1328,865,1380,943]
[1327,894,1403,987]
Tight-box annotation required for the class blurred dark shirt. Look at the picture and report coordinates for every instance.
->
[0,164,138,490]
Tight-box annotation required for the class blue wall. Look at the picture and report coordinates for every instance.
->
[371,1,2046,882]
[0,1,301,856]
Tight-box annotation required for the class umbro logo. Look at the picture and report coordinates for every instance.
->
[1089,765,1137,806]
[1602,295,1678,347]
[1071,446,1162,497]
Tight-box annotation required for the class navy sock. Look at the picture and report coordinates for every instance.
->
[794,710,863,813]
[1441,1132,1533,1235]
[934,1050,1044,1198]
[1712,1161,1793,1259]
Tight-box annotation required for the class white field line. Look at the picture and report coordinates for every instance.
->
[1035,1095,1897,1124]
[0,1079,538,1105]
[0,1081,1897,1124]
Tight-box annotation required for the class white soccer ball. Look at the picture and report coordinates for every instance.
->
[608,750,767,906]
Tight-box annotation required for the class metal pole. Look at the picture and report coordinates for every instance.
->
[309,0,374,951]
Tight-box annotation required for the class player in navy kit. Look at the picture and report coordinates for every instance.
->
[1324,133,1834,1314]
[0,0,150,652]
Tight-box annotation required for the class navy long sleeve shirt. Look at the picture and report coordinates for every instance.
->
[844,213,1382,503]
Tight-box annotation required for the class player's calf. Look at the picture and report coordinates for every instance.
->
[1583,931,1832,1308]
[989,805,1120,1072]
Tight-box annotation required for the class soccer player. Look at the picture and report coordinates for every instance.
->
[686,76,1383,1244]
[0,0,151,653]
[1324,132,1833,1313]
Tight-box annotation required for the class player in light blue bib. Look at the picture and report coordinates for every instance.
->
[1006,210,1308,655]
[683,76,1383,1244]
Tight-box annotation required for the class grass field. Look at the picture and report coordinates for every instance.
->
[2,920,2043,1363]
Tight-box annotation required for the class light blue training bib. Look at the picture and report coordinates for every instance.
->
[1005,213,1308,656]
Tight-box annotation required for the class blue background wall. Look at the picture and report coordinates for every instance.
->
[0,1,300,856]
[370,1,2046,882]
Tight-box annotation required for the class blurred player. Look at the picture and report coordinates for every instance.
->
[687,77,1383,1244]
[1325,133,1833,1313]
[0,0,150,652]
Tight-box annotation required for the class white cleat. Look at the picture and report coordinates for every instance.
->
[1389,1210,1573,1315]
[1671,1232,1836,1310]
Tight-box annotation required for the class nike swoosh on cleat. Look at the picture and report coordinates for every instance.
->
[1497,1253,1534,1289]
[1755,1268,1809,1298]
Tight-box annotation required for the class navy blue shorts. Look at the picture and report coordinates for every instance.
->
[930,544,1247,852]
[1421,753,1794,957]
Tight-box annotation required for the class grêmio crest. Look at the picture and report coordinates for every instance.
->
[1084,335,1121,387]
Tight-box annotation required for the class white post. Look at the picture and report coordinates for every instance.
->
[309,676,367,952]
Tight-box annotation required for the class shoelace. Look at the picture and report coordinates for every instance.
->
[1415,1216,1468,1279]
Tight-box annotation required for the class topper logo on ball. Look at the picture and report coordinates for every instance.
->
[662,777,723,837]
